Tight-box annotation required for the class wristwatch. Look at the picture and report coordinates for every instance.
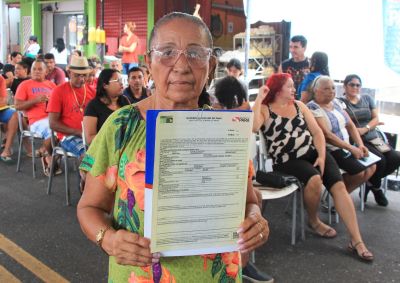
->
[365,125,371,131]
[96,226,111,248]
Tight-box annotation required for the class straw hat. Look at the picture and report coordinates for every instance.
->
[67,56,92,74]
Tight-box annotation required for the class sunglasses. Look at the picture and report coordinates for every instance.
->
[348,83,361,88]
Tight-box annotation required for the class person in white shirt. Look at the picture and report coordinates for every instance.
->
[50,38,69,67]
[25,35,41,59]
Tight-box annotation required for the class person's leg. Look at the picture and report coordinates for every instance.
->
[330,149,375,193]
[1,111,18,158]
[274,158,336,237]
[329,181,373,260]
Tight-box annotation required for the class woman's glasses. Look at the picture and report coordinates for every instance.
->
[109,78,123,84]
[149,45,212,68]
[348,83,361,88]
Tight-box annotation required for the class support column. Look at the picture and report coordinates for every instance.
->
[147,0,154,44]
[84,0,96,57]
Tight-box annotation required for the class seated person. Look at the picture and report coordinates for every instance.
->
[212,76,250,110]
[339,74,400,206]
[307,75,376,193]
[252,73,373,262]
[122,67,150,104]
[15,60,56,171]
[10,61,30,94]
[48,56,95,159]
[44,53,66,85]
[0,75,18,162]
[83,69,129,145]
[86,59,98,92]
[208,58,247,104]
[299,51,329,103]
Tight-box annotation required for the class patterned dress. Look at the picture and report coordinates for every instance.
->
[80,105,242,283]
[261,103,314,165]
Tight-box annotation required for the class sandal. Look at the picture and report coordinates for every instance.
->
[348,241,374,262]
[309,222,337,238]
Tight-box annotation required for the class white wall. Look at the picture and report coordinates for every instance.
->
[0,0,6,63]
[248,0,400,91]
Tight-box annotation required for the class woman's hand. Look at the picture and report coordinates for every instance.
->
[254,85,269,105]
[359,145,369,157]
[349,145,363,159]
[107,229,158,267]
[236,212,269,254]
[313,156,325,176]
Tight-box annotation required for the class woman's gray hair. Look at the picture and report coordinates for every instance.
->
[309,75,332,100]
[148,12,213,49]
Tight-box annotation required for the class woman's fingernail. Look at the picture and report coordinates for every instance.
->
[237,239,244,245]
[237,228,243,234]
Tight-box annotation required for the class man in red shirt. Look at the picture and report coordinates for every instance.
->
[15,60,57,164]
[47,56,95,158]
[44,53,66,85]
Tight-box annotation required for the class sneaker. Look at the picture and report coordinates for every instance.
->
[371,188,388,207]
[242,261,274,283]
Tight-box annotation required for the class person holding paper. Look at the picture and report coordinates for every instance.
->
[339,74,400,206]
[307,75,376,193]
[77,12,269,282]
[253,73,374,262]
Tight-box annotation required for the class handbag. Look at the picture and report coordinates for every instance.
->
[369,137,391,153]
[255,170,299,188]
[341,98,390,153]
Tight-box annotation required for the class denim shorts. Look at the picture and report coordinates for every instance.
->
[0,108,15,123]
[60,135,85,157]
[30,118,52,139]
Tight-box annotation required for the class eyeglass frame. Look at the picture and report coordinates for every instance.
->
[347,83,361,88]
[147,46,212,68]
[109,77,123,84]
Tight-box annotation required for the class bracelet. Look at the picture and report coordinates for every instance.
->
[96,226,112,250]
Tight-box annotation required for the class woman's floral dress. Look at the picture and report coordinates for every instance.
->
[80,105,242,283]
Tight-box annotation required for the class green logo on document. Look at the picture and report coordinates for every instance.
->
[160,116,174,123]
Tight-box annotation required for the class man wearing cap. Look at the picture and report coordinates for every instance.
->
[25,36,41,59]
[47,56,95,158]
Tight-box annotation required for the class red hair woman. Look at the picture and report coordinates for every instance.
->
[252,73,373,262]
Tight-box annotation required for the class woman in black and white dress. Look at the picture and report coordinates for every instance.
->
[252,73,373,262]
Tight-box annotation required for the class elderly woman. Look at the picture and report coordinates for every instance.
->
[339,74,400,206]
[253,73,373,262]
[77,12,269,282]
[83,69,129,145]
[307,75,376,194]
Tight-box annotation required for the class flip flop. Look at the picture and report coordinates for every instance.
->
[0,155,13,163]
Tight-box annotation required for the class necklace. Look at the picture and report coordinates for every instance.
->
[70,83,87,113]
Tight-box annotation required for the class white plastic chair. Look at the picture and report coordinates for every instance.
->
[255,132,305,245]
[47,131,80,206]
[15,111,44,178]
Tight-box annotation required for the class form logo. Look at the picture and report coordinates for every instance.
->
[232,116,249,122]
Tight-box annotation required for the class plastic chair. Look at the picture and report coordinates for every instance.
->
[255,132,305,245]
[47,131,80,206]
[16,111,44,178]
